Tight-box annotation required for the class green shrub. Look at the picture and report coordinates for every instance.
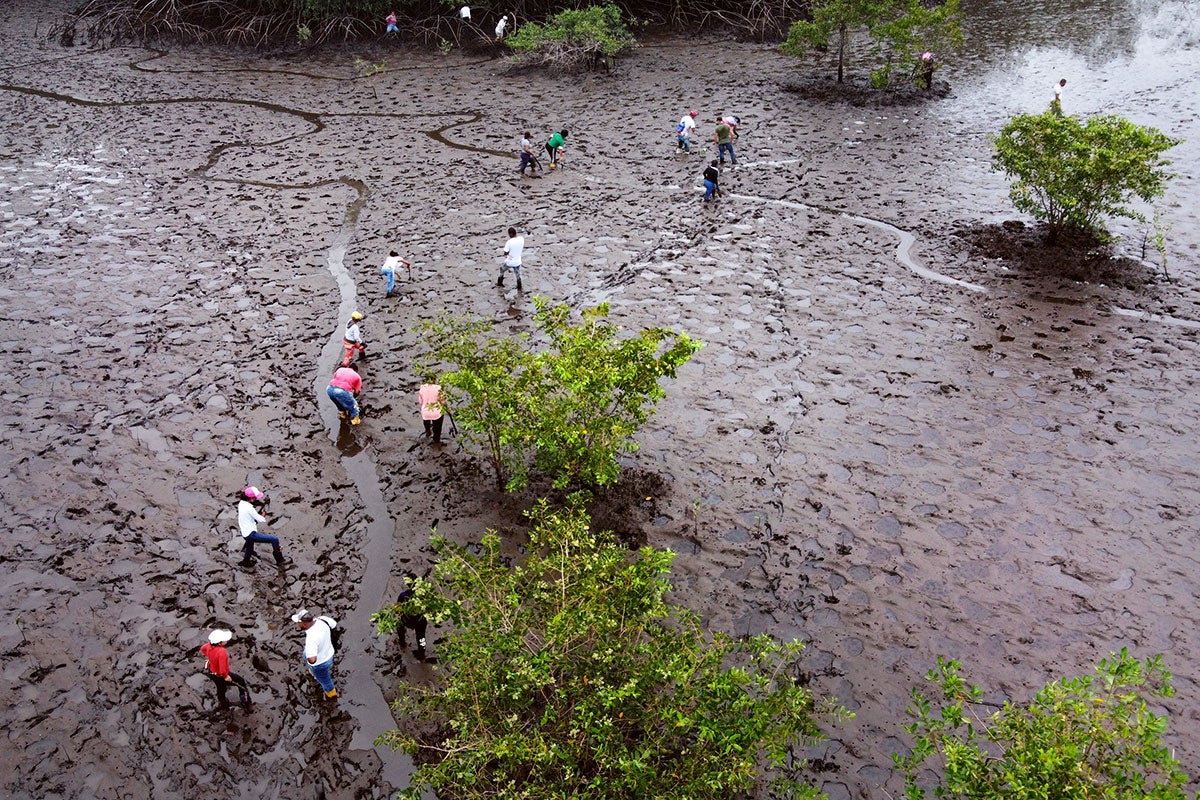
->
[896,650,1193,799]
[993,111,1180,240]
[374,499,846,800]
[505,4,636,71]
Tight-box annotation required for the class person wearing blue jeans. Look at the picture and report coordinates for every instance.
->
[327,365,362,425]
[702,160,720,202]
[237,486,284,566]
[293,609,339,699]
[714,116,736,165]
[380,250,411,297]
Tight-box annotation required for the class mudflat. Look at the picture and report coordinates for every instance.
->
[1,0,1198,797]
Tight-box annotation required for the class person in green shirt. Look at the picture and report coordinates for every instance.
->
[546,129,568,169]
[714,117,736,165]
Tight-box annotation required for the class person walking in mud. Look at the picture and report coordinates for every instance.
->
[702,159,720,202]
[714,116,736,166]
[327,364,362,426]
[341,310,366,367]
[518,132,537,176]
[292,609,339,700]
[394,585,430,660]
[545,129,567,169]
[237,486,285,567]
[418,378,445,444]
[1051,78,1067,116]
[677,110,697,154]
[199,628,252,710]
[498,226,523,291]
[381,250,411,297]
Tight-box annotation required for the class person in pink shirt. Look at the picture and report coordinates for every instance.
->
[385,11,398,34]
[328,365,362,425]
[418,379,445,443]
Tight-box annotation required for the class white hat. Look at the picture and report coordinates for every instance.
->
[291,609,312,624]
[208,629,233,645]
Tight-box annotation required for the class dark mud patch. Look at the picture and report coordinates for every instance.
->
[953,220,1164,292]
[782,75,951,106]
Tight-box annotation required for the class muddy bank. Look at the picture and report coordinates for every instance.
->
[1,0,1199,797]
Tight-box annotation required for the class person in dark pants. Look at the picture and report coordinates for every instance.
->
[418,380,445,444]
[237,486,285,566]
[200,629,252,710]
[395,587,429,660]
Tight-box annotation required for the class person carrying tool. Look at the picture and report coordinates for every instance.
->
[518,131,537,176]
[237,485,285,566]
[327,365,362,425]
[545,129,568,169]
[380,250,411,297]
[341,310,366,366]
[677,110,697,153]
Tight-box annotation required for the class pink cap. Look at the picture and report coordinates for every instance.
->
[243,486,264,500]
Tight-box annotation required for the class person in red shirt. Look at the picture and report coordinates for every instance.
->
[327,364,363,425]
[200,629,252,710]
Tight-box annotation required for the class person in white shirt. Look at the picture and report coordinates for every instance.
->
[495,14,509,40]
[380,249,411,297]
[237,486,284,566]
[293,609,339,699]
[677,110,697,153]
[498,226,524,291]
[518,131,536,175]
[1052,78,1066,116]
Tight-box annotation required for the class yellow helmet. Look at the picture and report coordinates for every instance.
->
[350,311,364,321]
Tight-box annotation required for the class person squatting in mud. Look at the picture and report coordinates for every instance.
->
[293,609,339,699]
[418,378,445,444]
[200,628,252,710]
[327,364,363,426]
[702,159,720,202]
[341,310,366,366]
[237,485,286,566]
[394,584,429,661]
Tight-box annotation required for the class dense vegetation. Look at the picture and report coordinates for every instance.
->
[374,499,843,800]
[417,298,699,491]
[62,0,810,47]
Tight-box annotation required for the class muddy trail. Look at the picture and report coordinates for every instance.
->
[1,0,1199,797]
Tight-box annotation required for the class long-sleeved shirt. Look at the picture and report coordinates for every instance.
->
[237,500,265,538]
[329,367,362,394]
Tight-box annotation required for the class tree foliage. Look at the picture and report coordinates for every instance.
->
[781,0,961,86]
[993,111,1180,241]
[374,499,843,800]
[505,4,636,71]
[418,297,699,491]
[896,650,1193,800]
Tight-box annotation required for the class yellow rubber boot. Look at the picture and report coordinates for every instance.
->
[325,688,338,699]
[350,416,361,426]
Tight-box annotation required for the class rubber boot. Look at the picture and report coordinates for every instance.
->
[325,688,338,699]
[350,416,361,426]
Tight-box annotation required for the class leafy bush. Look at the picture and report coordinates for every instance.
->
[374,499,845,800]
[896,650,1193,799]
[993,111,1180,240]
[419,298,699,491]
[505,4,636,71]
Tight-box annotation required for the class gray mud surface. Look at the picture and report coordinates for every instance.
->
[2,0,1199,797]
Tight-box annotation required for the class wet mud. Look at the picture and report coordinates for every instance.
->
[2,0,1199,797]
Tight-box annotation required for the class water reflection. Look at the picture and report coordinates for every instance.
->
[959,0,1144,64]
